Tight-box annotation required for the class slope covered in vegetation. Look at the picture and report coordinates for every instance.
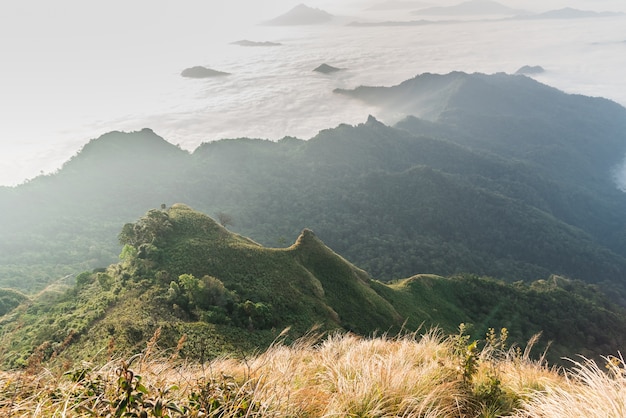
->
[3,73,626,302]
[1,206,625,369]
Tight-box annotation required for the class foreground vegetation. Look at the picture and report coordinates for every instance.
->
[1,329,624,417]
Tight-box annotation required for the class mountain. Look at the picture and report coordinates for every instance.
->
[413,0,526,16]
[1,205,625,367]
[181,66,230,78]
[263,4,334,26]
[186,117,626,290]
[336,74,626,284]
[313,63,342,74]
[3,73,626,307]
[520,8,623,20]
[335,72,626,186]
[0,128,190,290]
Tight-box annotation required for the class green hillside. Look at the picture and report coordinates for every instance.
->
[0,205,403,367]
[1,206,625,368]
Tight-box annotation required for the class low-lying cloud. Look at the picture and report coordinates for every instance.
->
[1,0,625,186]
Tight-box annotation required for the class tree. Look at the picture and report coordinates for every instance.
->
[216,211,234,228]
[118,209,172,247]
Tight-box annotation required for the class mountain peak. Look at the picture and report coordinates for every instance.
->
[60,129,188,174]
[292,228,322,249]
[365,114,385,126]
[264,4,334,26]
[313,63,342,74]
[74,128,183,158]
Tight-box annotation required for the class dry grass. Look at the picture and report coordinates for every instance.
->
[509,354,626,418]
[0,330,623,417]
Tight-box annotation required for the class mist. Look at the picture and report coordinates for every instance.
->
[1,0,626,185]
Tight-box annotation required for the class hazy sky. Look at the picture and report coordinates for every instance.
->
[1,0,626,186]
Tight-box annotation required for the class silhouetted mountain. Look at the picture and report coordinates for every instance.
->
[263,4,334,26]
[313,63,342,74]
[181,66,230,78]
[519,8,622,20]
[413,0,526,16]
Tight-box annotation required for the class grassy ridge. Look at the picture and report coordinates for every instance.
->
[376,274,626,363]
[2,205,626,370]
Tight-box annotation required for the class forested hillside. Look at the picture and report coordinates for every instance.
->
[2,73,626,304]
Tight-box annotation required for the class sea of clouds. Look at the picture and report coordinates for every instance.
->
[1,0,625,186]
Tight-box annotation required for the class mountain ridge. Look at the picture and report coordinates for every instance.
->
[412,0,527,16]
[2,205,626,368]
[335,72,626,185]
[2,72,626,305]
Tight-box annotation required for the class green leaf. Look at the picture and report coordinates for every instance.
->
[115,397,128,417]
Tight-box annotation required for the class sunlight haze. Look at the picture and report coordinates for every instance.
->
[1,0,625,185]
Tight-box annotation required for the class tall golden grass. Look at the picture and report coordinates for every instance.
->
[510,354,626,418]
[0,329,623,417]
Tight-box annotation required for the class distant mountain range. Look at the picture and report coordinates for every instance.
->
[335,71,626,185]
[519,7,623,19]
[2,72,626,308]
[412,0,526,16]
[350,2,622,26]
